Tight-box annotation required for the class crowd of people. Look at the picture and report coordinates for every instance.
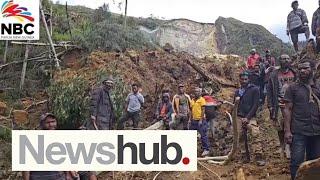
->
[22,1,320,180]
[241,46,320,180]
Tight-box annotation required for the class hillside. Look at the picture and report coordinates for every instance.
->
[140,17,294,58]
[215,17,294,57]
[46,3,293,58]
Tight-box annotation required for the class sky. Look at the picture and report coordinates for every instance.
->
[58,0,319,42]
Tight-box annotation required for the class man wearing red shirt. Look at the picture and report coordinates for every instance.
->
[247,49,261,70]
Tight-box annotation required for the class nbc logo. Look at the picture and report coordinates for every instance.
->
[0,0,39,40]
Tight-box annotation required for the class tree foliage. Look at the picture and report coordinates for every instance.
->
[48,69,128,129]
[74,22,154,52]
[48,76,90,129]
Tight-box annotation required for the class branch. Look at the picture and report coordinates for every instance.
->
[25,100,48,111]
[153,171,162,180]
[11,41,78,48]
[0,56,49,70]
[198,161,221,180]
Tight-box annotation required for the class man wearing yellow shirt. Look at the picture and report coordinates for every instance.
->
[189,87,210,157]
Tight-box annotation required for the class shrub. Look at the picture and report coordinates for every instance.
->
[47,76,90,129]
[48,69,128,129]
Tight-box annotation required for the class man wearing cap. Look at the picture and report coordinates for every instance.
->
[154,91,173,129]
[170,84,192,130]
[312,0,320,53]
[267,54,296,159]
[88,77,115,130]
[287,0,310,52]
[23,114,71,180]
[235,71,265,166]
[247,49,261,70]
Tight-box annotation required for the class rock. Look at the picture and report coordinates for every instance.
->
[0,101,7,115]
[13,110,28,124]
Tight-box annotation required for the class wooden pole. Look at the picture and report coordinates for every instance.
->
[50,5,53,36]
[124,0,128,29]
[66,2,73,40]
[20,42,30,90]
[40,1,60,69]
[3,40,8,63]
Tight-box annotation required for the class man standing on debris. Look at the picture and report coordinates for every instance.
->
[249,62,266,107]
[88,77,115,130]
[189,87,210,157]
[23,113,98,180]
[267,54,296,159]
[283,60,320,180]
[202,90,221,137]
[246,49,261,70]
[312,0,320,53]
[118,83,144,130]
[235,71,265,166]
[170,84,192,130]
[287,0,310,52]
[154,92,173,129]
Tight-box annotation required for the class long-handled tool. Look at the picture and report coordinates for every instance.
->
[243,126,250,162]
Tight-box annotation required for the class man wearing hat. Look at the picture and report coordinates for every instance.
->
[170,84,192,130]
[88,77,115,130]
[287,0,310,52]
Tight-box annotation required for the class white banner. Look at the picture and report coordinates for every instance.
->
[12,130,197,171]
[0,0,39,40]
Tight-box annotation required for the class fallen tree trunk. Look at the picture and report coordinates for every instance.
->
[185,58,237,88]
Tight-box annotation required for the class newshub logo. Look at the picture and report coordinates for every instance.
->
[0,0,39,40]
[12,130,197,171]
